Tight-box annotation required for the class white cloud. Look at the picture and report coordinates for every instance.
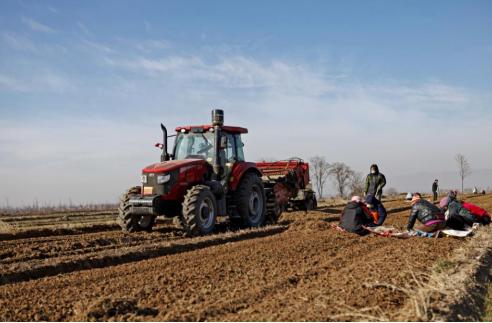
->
[1,31,69,54]
[48,7,60,14]
[144,20,151,32]
[135,39,170,52]
[107,55,332,97]
[1,31,36,51]
[0,74,27,91]
[77,22,91,36]
[105,53,485,113]
[0,72,73,93]
[366,81,473,109]
[21,16,56,33]
[80,39,116,54]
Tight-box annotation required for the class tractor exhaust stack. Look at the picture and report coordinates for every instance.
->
[212,109,224,180]
[160,123,169,162]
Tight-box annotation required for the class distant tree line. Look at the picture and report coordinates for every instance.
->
[309,156,365,199]
[0,201,118,215]
[310,153,473,199]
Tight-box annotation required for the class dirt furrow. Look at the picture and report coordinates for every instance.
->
[0,223,121,241]
[0,225,287,286]
[3,215,116,225]
[0,211,117,222]
[0,227,183,266]
[0,210,116,219]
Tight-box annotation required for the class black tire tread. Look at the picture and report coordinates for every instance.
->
[181,185,216,236]
[265,192,282,224]
[117,186,142,233]
[235,173,267,227]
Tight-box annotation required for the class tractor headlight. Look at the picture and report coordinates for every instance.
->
[141,174,147,184]
[157,174,171,184]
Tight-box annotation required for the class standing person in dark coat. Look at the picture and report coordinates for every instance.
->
[432,179,439,201]
[407,193,445,235]
[339,196,376,235]
[364,164,386,201]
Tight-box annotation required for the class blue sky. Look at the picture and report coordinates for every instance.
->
[1,0,491,205]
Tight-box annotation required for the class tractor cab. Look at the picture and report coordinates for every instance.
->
[172,125,247,166]
[171,125,247,189]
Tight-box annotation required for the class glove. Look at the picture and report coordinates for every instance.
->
[406,229,417,237]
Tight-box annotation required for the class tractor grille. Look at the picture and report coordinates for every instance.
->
[143,170,179,196]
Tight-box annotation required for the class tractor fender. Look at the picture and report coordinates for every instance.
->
[229,162,263,191]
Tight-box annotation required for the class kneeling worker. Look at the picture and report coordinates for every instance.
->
[440,191,482,228]
[339,196,376,235]
[365,194,387,226]
[407,193,445,235]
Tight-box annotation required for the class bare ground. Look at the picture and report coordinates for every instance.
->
[0,194,490,321]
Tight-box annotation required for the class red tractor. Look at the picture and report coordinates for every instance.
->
[118,110,316,236]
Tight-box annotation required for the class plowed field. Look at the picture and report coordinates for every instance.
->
[1,194,491,321]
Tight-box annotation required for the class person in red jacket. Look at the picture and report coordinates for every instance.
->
[462,201,491,225]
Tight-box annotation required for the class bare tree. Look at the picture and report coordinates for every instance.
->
[455,153,471,193]
[328,162,355,198]
[385,187,399,196]
[348,171,365,197]
[310,156,330,199]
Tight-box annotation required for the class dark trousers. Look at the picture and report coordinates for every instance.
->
[376,203,387,225]
[376,192,382,201]
[433,191,438,201]
[446,214,465,230]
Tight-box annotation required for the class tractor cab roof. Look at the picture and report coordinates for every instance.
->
[175,125,248,134]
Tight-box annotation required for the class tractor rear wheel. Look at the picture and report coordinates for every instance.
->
[118,186,156,232]
[235,173,266,227]
[181,185,217,236]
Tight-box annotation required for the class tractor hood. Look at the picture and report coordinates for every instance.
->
[142,159,207,174]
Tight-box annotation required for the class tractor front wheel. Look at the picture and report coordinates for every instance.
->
[235,173,266,227]
[118,186,156,232]
[181,185,217,236]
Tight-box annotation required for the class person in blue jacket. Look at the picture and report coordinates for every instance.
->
[365,194,387,226]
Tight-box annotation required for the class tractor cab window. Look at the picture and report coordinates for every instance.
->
[174,132,214,160]
[222,133,236,163]
[234,134,245,161]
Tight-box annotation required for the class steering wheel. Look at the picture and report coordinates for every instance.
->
[197,143,213,154]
